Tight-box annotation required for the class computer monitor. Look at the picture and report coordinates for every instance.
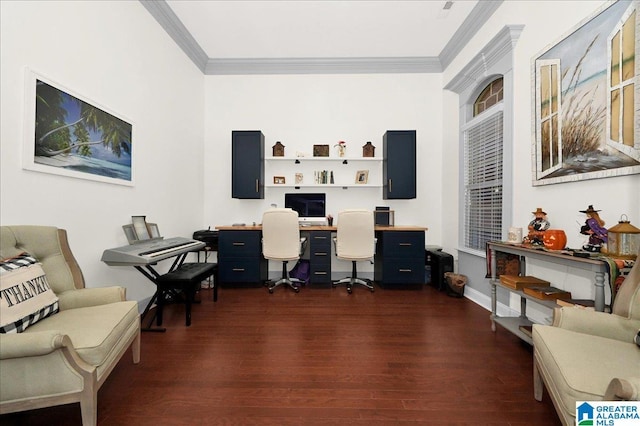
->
[285,193,326,223]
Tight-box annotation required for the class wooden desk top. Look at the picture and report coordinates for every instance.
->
[216,225,428,232]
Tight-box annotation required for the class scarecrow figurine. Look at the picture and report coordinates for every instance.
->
[524,207,550,245]
[579,205,607,252]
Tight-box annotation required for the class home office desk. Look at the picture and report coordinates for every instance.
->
[216,225,428,287]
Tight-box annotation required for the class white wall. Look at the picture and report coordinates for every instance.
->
[442,0,640,305]
[203,73,444,259]
[0,1,205,303]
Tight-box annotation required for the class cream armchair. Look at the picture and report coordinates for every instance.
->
[0,225,140,425]
[533,252,640,425]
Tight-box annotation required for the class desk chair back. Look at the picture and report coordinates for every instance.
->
[262,208,301,261]
[336,209,375,260]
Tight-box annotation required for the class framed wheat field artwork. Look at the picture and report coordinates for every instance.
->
[23,69,134,186]
[531,0,639,186]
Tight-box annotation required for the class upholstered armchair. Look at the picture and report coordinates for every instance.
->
[0,225,141,425]
[533,252,640,425]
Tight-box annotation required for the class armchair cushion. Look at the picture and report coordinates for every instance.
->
[1,255,59,333]
[533,325,640,414]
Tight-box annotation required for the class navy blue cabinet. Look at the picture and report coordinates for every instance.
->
[383,130,416,199]
[308,230,332,284]
[218,230,267,286]
[232,131,264,199]
[374,230,425,285]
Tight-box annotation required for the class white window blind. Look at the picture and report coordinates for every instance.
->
[463,107,503,252]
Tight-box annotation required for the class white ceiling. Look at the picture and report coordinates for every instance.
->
[166,0,479,59]
[143,0,502,74]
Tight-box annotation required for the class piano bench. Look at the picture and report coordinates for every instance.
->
[156,263,218,326]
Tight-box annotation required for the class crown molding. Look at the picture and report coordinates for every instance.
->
[444,25,524,94]
[439,0,504,69]
[141,0,503,75]
[140,0,208,72]
[205,57,442,75]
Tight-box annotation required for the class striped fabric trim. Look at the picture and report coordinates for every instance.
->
[0,300,59,333]
[0,252,38,273]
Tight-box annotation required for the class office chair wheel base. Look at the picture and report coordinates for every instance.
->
[294,287,300,293]
[268,288,274,294]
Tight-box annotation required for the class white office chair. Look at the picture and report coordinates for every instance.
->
[333,209,376,294]
[262,208,307,293]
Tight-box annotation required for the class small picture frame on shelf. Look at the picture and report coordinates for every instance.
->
[295,173,303,184]
[313,144,329,157]
[273,176,286,184]
[355,170,369,184]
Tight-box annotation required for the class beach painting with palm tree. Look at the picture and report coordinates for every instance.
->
[24,71,133,185]
[532,0,639,186]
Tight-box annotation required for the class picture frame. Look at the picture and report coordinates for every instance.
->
[355,170,369,184]
[313,144,329,157]
[23,69,134,186]
[295,173,303,184]
[273,176,286,184]
[531,0,639,186]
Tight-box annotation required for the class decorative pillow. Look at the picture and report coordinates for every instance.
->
[0,253,59,333]
[635,330,640,348]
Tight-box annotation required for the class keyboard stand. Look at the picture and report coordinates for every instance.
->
[135,252,191,332]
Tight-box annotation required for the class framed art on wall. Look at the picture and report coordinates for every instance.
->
[531,0,639,186]
[23,69,134,186]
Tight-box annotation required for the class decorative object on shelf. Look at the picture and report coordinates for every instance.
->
[355,170,368,184]
[543,229,567,251]
[327,214,333,226]
[607,214,640,259]
[313,144,329,157]
[579,205,608,252]
[273,176,285,184]
[330,171,334,184]
[296,151,307,157]
[508,227,523,243]
[334,141,346,157]
[295,173,303,184]
[362,141,375,157]
[272,141,285,157]
[524,208,550,245]
[314,170,332,184]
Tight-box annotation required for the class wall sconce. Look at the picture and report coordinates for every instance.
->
[607,214,640,259]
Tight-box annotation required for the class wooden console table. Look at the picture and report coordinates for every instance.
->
[487,241,608,344]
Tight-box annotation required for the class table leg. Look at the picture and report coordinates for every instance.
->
[594,271,605,312]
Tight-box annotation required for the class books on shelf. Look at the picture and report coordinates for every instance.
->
[556,299,596,310]
[523,286,572,301]
[499,275,550,290]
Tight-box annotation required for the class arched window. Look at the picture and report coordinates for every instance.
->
[474,78,503,116]
[462,77,504,251]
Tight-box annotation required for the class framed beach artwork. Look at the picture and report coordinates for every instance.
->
[23,69,134,186]
[531,0,639,186]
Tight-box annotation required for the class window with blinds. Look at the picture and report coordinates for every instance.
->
[462,105,504,252]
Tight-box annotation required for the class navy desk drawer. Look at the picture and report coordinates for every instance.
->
[310,249,331,263]
[219,259,262,282]
[382,231,424,258]
[219,231,261,257]
[309,232,331,248]
[380,259,425,284]
[310,265,331,283]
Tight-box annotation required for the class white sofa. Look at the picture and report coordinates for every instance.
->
[0,225,140,425]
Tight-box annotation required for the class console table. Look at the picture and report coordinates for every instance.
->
[487,241,608,344]
[216,225,427,287]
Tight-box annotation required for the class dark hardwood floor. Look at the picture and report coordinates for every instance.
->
[1,283,561,425]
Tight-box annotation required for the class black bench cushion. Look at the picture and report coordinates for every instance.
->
[157,263,217,285]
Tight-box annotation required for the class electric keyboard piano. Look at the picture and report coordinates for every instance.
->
[101,237,204,266]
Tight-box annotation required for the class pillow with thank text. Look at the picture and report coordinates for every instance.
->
[0,253,59,333]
